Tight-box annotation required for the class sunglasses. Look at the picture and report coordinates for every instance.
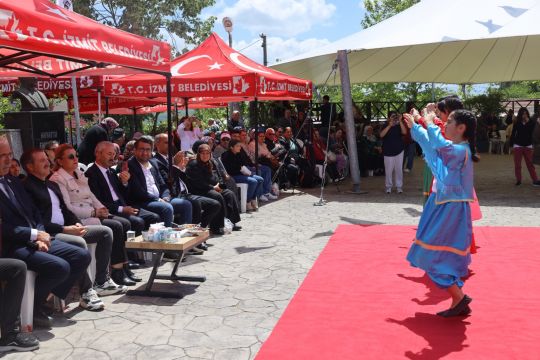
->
[198,150,211,154]
[65,154,78,160]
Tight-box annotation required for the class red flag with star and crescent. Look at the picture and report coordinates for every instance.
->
[104,32,312,101]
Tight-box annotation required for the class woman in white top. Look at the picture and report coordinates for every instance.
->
[50,144,140,288]
[177,116,202,152]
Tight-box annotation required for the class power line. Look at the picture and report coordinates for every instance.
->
[238,39,262,52]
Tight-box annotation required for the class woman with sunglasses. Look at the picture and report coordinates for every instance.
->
[50,144,139,290]
[186,143,241,234]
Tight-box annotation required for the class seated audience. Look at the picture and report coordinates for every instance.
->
[213,131,231,158]
[171,151,222,237]
[21,149,108,311]
[127,136,192,227]
[87,141,160,233]
[0,137,92,326]
[10,158,25,179]
[221,139,264,211]
[50,144,138,287]
[186,143,241,230]
[153,134,222,237]
[278,127,302,188]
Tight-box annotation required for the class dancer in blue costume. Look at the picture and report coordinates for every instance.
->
[403,106,479,317]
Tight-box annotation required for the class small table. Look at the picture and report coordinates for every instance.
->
[125,230,209,298]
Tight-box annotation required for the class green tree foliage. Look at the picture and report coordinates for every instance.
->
[465,90,505,116]
[361,0,420,29]
[498,81,540,99]
[74,0,217,54]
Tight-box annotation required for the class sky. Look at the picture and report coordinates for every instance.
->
[198,0,367,66]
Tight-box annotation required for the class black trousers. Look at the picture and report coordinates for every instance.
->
[102,216,131,265]
[0,258,26,336]
[179,194,222,230]
[199,189,241,226]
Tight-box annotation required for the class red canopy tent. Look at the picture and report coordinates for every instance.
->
[103,32,312,101]
[0,0,170,76]
[0,0,180,172]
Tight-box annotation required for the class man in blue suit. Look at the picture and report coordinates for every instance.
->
[127,136,192,227]
[0,136,90,328]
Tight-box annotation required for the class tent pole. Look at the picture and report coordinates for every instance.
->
[71,77,82,147]
[337,50,365,194]
[166,75,174,194]
[184,98,189,117]
[97,87,102,119]
[132,107,137,130]
[105,97,109,117]
[254,97,259,175]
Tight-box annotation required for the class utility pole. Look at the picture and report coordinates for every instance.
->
[260,33,267,66]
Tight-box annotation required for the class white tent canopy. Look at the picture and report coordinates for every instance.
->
[272,0,540,84]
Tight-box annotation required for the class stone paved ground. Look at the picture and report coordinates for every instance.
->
[4,153,539,360]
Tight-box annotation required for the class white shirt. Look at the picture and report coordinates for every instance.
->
[177,123,202,152]
[48,188,65,226]
[139,161,160,198]
[97,164,123,213]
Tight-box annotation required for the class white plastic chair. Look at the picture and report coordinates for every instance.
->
[78,163,88,173]
[236,183,248,213]
[20,271,37,333]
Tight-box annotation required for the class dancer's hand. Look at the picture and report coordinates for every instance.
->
[403,113,415,129]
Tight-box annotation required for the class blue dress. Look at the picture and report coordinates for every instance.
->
[406,123,473,289]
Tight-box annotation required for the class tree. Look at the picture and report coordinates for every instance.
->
[74,0,217,55]
[361,0,420,29]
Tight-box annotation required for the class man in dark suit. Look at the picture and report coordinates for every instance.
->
[154,134,222,236]
[127,136,192,227]
[0,138,91,326]
[20,149,113,310]
[78,117,118,165]
[86,141,159,233]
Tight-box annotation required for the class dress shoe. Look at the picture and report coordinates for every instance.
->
[123,264,142,282]
[127,261,140,270]
[232,224,242,231]
[111,269,136,286]
[210,228,225,236]
[188,247,204,255]
[33,310,53,329]
[197,243,208,251]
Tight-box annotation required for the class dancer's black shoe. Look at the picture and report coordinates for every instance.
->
[437,295,472,317]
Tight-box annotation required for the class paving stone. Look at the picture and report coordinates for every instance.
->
[214,348,251,360]
[184,346,214,359]
[169,329,214,348]
[88,330,138,352]
[94,315,137,332]
[65,329,106,348]
[137,345,186,360]
[71,348,110,359]
[108,343,141,360]
[135,328,172,346]
[185,316,224,333]
[32,350,72,360]
[160,313,196,330]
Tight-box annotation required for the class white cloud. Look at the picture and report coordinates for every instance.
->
[235,36,330,66]
[218,0,336,37]
[358,1,365,10]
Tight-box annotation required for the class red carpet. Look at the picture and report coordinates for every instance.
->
[256,225,540,360]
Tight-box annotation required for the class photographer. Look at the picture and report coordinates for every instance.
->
[380,111,406,193]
